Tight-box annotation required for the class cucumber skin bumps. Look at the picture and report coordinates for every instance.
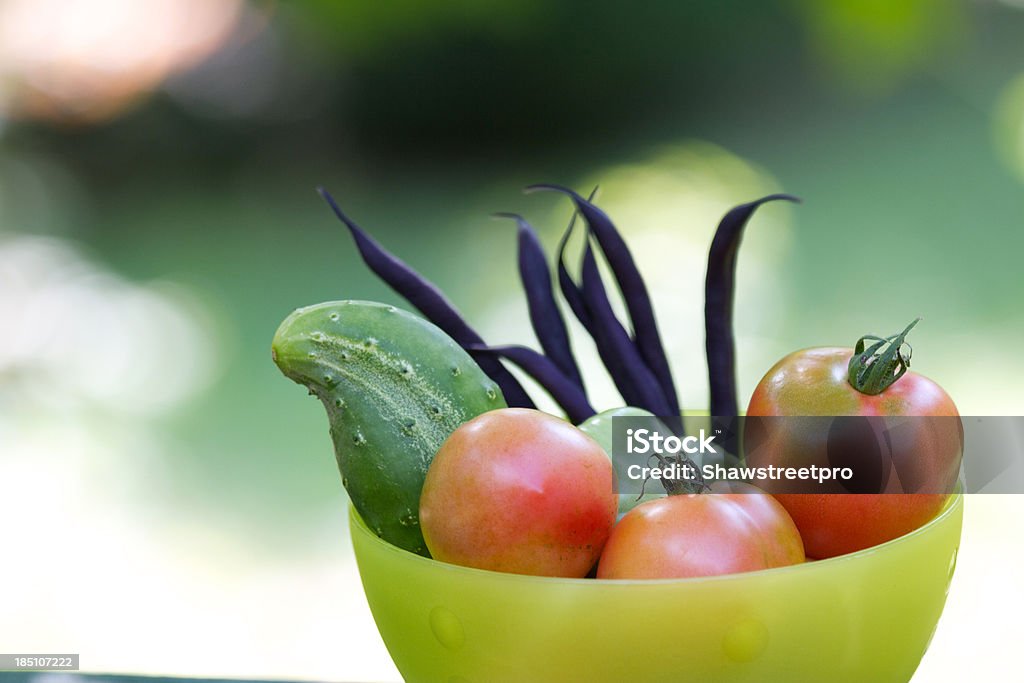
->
[272,300,506,556]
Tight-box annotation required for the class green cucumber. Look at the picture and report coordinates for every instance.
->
[271,300,505,555]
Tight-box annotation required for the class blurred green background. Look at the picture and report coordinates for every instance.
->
[1,1,1022,681]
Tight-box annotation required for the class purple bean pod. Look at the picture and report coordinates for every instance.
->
[318,187,536,409]
[527,184,681,416]
[493,212,585,391]
[468,344,596,424]
[579,239,672,415]
[554,190,596,334]
[705,193,800,416]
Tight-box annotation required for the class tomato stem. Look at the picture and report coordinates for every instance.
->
[646,451,708,495]
[847,318,921,395]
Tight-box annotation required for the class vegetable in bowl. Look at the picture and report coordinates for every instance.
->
[272,181,960,581]
[745,319,962,558]
[270,180,966,680]
[271,300,505,555]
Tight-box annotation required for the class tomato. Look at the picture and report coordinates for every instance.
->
[577,406,666,516]
[419,408,617,577]
[596,482,804,579]
[746,330,962,559]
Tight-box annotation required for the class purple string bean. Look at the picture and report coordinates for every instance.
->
[705,193,800,416]
[527,184,681,416]
[468,344,596,424]
[493,212,585,390]
[317,187,536,409]
[579,239,673,416]
[555,190,596,335]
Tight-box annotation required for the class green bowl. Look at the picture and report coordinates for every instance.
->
[350,493,962,683]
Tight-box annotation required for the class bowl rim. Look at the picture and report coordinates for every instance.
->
[349,489,963,586]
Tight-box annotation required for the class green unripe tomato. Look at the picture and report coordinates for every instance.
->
[578,407,666,516]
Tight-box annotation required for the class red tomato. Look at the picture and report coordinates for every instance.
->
[746,344,961,559]
[596,482,804,579]
[419,408,617,577]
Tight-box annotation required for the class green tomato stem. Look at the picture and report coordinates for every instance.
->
[847,318,921,395]
[647,449,708,496]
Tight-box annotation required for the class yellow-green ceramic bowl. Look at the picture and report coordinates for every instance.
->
[350,493,962,683]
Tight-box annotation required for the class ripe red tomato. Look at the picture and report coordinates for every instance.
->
[746,340,962,559]
[419,408,617,577]
[596,482,804,579]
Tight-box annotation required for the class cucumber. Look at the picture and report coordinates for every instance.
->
[271,300,506,555]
